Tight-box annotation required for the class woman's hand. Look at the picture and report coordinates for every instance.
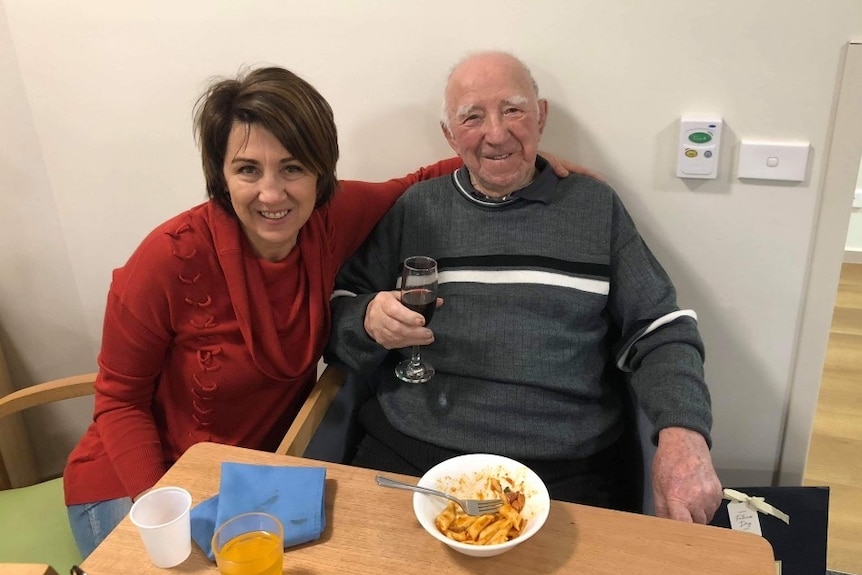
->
[542,151,605,181]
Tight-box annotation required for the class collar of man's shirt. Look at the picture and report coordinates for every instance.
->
[452,155,558,207]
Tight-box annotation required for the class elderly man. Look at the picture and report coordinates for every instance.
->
[326,51,722,523]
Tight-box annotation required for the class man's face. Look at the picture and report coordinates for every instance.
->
[442,54,547,197]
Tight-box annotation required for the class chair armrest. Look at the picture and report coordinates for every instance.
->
[276,365,346,457]
[0,373,97,422]
[0,373,97,489]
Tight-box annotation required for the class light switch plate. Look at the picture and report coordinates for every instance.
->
[737,141,810,182]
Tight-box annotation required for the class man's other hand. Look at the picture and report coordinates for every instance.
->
[652,426,722,524]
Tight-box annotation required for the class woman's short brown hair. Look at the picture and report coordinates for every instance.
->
[193,66,339,217]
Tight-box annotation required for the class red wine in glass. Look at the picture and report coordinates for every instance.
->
[400,288,436,325]
[395,256,438,383]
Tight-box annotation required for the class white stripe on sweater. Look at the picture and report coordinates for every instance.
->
[616,309,698,371]
[331,289,357,300]
[333,268,610,300]
[438,269,609,295]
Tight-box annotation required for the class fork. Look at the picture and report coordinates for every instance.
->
[375,475,503,516]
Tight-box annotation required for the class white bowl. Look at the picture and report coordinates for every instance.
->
[412,453,550,557]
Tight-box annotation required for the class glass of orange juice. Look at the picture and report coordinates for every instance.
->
[212,512,284,575]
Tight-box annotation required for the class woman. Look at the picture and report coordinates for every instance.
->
[63,65,582,556]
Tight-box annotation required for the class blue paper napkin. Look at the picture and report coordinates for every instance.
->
[190,462,326,560]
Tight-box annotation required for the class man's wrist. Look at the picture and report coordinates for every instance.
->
[658,426,708,447]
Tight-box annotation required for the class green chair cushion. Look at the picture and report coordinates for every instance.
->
[0,477,82,571]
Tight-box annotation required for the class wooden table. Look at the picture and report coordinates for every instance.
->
[82,442,775,574]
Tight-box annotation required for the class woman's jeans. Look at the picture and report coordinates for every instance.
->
[67,496,133,558]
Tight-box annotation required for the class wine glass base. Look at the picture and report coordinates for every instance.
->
[395,360,435,383]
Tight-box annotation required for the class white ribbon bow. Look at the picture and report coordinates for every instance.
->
[723,488,790,525]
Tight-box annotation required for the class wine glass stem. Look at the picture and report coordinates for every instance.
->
[410,346,422,372]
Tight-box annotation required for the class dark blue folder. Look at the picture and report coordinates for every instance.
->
[709,486,829,575]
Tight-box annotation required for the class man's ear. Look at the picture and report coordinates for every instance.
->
[440,121,459,152]
[537,99,549,135]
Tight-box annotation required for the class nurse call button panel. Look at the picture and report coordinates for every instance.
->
[677,117,722,179]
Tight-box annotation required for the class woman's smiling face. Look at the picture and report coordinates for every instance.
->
[223,122,319,262]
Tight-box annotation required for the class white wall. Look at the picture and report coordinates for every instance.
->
[2,0,861,483]
[846,164,862,260]
[0,0,99,479]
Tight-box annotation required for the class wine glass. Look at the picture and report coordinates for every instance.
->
[395,256,438,383]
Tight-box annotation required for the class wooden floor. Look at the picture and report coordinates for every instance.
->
[803,262,862,574]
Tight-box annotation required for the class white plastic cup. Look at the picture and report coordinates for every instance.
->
[129,486,193,568]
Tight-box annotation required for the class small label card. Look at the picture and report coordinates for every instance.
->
[727,500,763,536]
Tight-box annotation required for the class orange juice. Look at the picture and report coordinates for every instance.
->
[215,530,282,575]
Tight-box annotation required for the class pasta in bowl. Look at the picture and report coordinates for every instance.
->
[413,453,551,557]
